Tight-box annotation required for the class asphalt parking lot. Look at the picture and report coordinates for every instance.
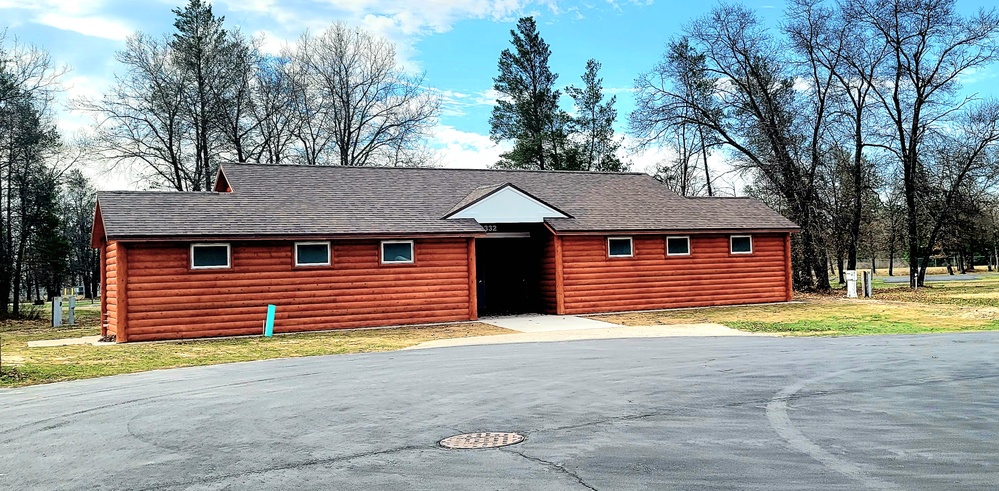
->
[1,333,997,490]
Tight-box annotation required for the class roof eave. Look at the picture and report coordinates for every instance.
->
[102,231,488,243]
[547,227,800,235]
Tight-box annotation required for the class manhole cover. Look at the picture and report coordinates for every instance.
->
[439,432,526,449]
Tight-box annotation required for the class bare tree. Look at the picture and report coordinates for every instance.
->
[787,0,887,275]
[917,100,999,275]
[655,124,713,196]
[632,38,717,196]
[60,169,98,299]
[292,23,440,166]
[78,1,261,191]
[250,55,301,165]
[845,0,999,287]
[631,4,832,291]
[76,33,191,190]
[210,31,266,164]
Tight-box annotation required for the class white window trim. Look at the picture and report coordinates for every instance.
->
[191,243,231,269]
[294,241,331,267]
[607,236,634,258]
[381,240,415,264]
[666,236,691,256]
[730,235,753,254]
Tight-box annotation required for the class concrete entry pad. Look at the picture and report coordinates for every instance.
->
[408,323,760,350]
[479,314,620,332]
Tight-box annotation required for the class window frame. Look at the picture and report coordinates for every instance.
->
[380,240,415,265]
[294,241,331,267]
[607,236,634,258]
[190,243,231,270]
[666,236,691,256]
[730,235,754,255]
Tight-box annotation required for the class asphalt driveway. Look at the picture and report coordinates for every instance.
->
[1,333,997,490]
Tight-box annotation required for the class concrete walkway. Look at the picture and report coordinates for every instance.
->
[408,322,764,350]
[478,314,620,332]
[25,315,759,350]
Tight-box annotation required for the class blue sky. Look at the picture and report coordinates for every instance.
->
[2,0,998,190]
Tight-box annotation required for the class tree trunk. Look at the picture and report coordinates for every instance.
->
[918,257,929,286]
[871,255,877,275]
[888,242,895,276]
[83,272,93,299]
[905,167,920,288]
[698,126,712,197]
[848,125,863,271]
[12,238,25,317]
[836,254,845,285]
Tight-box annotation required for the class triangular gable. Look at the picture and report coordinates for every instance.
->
[213,167,232,193]
[90,201,106,247]
[444,183,570,223]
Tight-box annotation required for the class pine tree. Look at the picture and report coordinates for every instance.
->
[170,0,240,189]
[566,59,625,171]
[489,17,570,170]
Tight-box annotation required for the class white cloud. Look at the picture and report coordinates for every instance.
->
[36,14,131,41]
[438,88,502,117]
[8,0,134,41]
[604,86,637,95]
[213,0,626,72]
[0,0,104,16]
[431,125,508,169]
[253,29,288,56]
[474,88,503,106]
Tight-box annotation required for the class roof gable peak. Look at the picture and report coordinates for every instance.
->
[444,182,570,223]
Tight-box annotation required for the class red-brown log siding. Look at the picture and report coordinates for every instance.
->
[539,233,558,314]
[104,241,118,337]
[115,238,471,342]
[100,232,792,342]
[560,233,791,314]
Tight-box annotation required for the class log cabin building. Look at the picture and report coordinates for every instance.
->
[91,163,798,342]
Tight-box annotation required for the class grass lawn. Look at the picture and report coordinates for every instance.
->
[592,272,999,336]
[5,273,999,388]
[0,301,510,388]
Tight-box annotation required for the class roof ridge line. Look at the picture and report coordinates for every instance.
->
[220,162,649,176]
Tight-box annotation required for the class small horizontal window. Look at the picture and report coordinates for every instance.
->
[381,240,414,264]
[191,243,230,269]
[667,236,690,256]
[608,237,633,258]
[731,235,753,254]
[295,242,330,266]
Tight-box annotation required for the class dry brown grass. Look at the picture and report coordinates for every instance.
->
[591,279,999,336]
[1,319,510,388]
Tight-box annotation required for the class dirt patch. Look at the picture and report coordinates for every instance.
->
[2,355,25,365]
[956,307,999,320]
[948,293,999,300]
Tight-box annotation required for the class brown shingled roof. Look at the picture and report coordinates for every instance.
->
[95,163,798,241]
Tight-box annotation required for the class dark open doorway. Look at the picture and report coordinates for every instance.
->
[475,225,546,316]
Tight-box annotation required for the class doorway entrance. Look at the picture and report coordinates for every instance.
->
[475,225,546,316]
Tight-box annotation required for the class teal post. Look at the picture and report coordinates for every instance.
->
[264,304,276,337]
